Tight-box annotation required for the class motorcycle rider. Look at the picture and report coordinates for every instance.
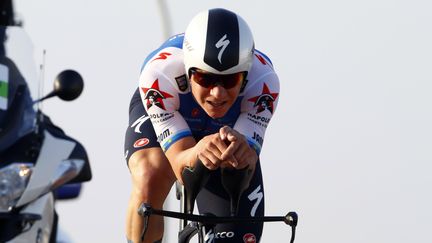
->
[124,8,280,242]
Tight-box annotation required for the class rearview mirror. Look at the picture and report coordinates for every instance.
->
[35,69,84,102]
[53,70,84,101]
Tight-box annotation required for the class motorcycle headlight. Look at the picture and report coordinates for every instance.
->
[0,163,33,212]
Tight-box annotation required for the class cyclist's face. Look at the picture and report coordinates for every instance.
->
[190,69,244,118]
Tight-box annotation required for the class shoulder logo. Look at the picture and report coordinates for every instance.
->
[151,52,172,62]
[131,114,150,133]
[255,53,268,65]
[141,79,174,110]
[175,75,188,92]
[215,34,230,64]
[247,83,279,114]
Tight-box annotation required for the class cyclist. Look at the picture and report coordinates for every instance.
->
[125,8,280,243]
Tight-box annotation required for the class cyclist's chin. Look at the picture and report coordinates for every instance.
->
[202,104,230,118]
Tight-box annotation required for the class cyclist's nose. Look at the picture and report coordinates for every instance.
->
[209,84,227,98]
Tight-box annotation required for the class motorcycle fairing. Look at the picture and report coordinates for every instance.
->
[16,130,76,207]
[5,193,54,243]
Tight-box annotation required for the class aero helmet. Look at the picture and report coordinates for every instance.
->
[183,8,255,77]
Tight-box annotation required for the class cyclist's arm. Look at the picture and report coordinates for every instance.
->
[164,134,229,184]
[233,56,280,160]
[138,52,235,183]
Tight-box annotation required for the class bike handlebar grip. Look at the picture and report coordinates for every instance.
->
[181,160,211,214]
[138,203,153,216]
[284,211,298,227]
[221,165,252,216]
[138,203,152,242]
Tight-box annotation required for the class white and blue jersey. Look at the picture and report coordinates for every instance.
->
[137,33,280,154]
[123,33,280,242]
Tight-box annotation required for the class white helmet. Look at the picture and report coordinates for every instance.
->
[183,8,255,77]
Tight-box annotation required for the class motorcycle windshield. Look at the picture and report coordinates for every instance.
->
[0,26,38,152]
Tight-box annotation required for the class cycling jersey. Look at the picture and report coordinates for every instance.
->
[124,33,280,243]
[138,34,280,155]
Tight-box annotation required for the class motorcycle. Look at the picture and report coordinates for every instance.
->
[0,18,92,243]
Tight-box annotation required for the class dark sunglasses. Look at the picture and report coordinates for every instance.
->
[189,68,247,89]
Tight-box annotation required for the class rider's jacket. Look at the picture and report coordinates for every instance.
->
[139,34,280,154]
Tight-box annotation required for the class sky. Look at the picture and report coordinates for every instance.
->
[13,0,432,242]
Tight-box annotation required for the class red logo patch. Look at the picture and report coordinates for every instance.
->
[247,83,279,114]
[133,138,150,148]
[243,233,256,243]
[255,53,268,65]
[141,79,174,110]
[151,52,172,62]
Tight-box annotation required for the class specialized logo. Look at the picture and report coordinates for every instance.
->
[243,233,256,243]
[215,34,230,64]
[204,229,215,242]
[151,52,172,62]
[133,138,150,148]
[142,79,173,110]
[131,115,150,133]
[247,83,279,114]
[248,185,263,217]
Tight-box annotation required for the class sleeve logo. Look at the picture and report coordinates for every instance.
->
[151,52,172,62]
[141,79,173,110]
[255,53,268,65]
[247,83,278,114]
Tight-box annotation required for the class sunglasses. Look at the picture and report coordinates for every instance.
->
[189,68,247,89]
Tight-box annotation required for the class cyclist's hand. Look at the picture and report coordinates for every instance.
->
[194,133,238,170]
[219,126,258,170]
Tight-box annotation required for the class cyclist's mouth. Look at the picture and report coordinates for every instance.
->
[206,100,227,108]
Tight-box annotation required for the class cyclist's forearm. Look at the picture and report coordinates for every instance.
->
[165,137,198,184]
